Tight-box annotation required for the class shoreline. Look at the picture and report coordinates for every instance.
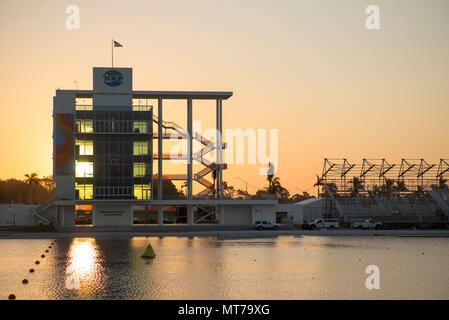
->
[1,229,449,239]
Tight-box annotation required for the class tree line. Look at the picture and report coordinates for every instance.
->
[0,173,55,204]
[0,165,315,204]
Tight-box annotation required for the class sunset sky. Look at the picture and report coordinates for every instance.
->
[0,0,448,195]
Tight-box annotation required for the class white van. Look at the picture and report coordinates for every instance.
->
[308,219,339,230]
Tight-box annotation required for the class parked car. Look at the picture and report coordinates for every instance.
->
[351,219,383,230]
[308,219,340,230]
[255,221,279,230]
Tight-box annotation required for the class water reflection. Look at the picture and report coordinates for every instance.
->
[2,236,449,299]
[65,238,106,296]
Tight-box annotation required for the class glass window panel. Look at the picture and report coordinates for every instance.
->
[133,121,148,133]
[76,119,93,133]
[133,141,148,155]
[133,162,146,177]
[75,161,93,177]
[75,183,93,200]
[75,139,93,155]
[134,184,151,200]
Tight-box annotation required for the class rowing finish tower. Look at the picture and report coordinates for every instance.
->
[49,67,277,227]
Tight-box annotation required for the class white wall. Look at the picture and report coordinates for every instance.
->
[277,204,303,224]
[93,94,132,108]
[54,176,75,201]
[221,205,252,224]
[93,204,133,226]
[300,199,324,222]
[58,205,75,226]
[53,91,75,113]
[0,204,37,226]
[252,205,276,224]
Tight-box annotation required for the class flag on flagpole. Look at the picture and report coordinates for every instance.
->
[113,40,123,47]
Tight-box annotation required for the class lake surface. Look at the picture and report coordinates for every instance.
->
[1,235,448,299]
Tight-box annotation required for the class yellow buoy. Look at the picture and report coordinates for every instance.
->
[141,243,156,258]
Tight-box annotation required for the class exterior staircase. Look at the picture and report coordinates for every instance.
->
[152,115,227,197]
[32,202,56,225]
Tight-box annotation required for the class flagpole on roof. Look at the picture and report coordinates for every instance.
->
[111,38,114,68]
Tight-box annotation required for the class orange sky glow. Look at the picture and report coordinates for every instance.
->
[0,0,448,195]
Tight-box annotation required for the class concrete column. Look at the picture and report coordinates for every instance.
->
[92,204,95,226]
[187,205,194,224]
[187,98,193,200]
[217,205,225,224]
[216,98,223,200]
[158,98,163,201]
[158,98,163,223]
[61,205,64,226]
[218,98,223,200]
[158,205,163,225]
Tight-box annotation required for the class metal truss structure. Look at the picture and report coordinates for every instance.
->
[321,158,449,197]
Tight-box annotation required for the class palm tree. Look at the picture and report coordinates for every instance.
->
[414,186,425,197]
[438,177,448,190]
[395,180,408,197]
[380,178,395,197]
[431,177,449,190]
[372,184,381,196]
[322,182,338,196]
[313,174,324,198]
[266,162,275,192]
[349,177,363,196]
[24,173,39,203]
[268,176,283,195]
[181,181,188,196]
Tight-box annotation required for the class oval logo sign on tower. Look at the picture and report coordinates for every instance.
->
[103,70,124,87]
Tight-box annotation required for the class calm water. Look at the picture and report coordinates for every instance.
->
[0,235,448,299]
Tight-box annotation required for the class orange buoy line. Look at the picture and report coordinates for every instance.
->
[8,240,58,299]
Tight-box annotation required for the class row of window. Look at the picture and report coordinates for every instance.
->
[75,160,151,178]
[75,140,149,157]
[75,105,152,112]
[76,119,150,133]
[75,184,151,200]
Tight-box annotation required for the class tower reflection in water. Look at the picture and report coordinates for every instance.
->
[65,238,106,296]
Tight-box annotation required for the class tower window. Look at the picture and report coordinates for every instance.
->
[133,141,148,155]
[133,121,149,133]
[133,162,149,177]
[75,183,93,200]
[76,119,94,133]
[75,161,93,177]
[75,139,93,155]
[134,184,151,200]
